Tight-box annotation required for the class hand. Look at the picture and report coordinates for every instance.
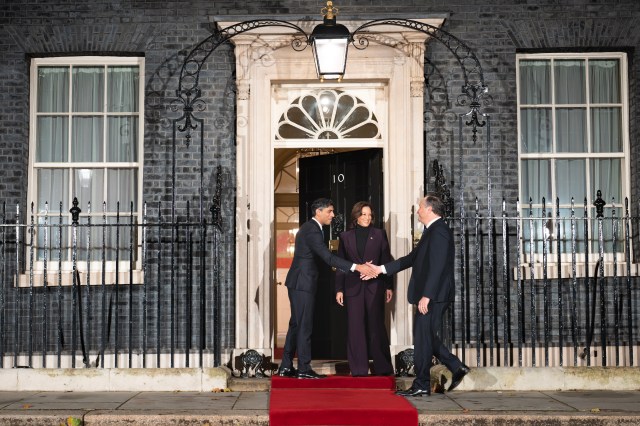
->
[355,263,378,280]
[385,289,393,303]
[359,262,382,280]
[336,291,344,306]
[418,296,430,315]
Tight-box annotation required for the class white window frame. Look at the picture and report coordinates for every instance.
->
[26,56,145,285]
[516,52,633,277]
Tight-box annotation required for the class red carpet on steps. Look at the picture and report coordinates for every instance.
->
[269,375,418,426]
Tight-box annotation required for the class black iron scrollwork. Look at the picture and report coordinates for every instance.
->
[458,83,492,144]
[432,160,454,218]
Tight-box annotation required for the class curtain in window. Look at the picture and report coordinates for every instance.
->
[521,159,551,203]
[554,60,585,104]
[520,58,621,211]
[37,67,68,112]
[107,117,138,162]
[519,60,550,104]
[36,65,138,211]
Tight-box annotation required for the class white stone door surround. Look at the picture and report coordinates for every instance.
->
[215,16,445,362]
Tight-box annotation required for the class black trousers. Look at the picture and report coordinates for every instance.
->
[281,288,315,372]
[345,284,393,376]
[412,301,463,390]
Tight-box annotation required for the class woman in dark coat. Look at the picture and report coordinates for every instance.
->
[335,201,394,376]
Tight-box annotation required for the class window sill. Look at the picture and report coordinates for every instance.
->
[513,262,640,280]
[16,269,145,288]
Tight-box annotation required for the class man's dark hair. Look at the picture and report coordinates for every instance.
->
[424,193,445,217]
[310,198,334,216]
[350,201,375,228]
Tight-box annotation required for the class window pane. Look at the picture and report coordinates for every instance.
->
[301,95,322,126]
[557,208,587,254]
[520,108,551,153]
[108,66,139,112]
[591,207,622,253]
[102,217,138,261]
[556,159,586,204]
[554,60,585,104]
[521,159,551,203]
[519,60,550,104]
[107,116,138,161]
[277,122,312,139]
[590,159,621,202]
[72,67,104,112]
[37,216,70,261]
[72,117,104,161]
[37,67,69,113]
[522,208,553,255]
[589,60,620,103]
[591,107,622,152]
[37,169,69,212]
[317,91,336,125]
[73,169,104,209]
[37,116,68,162]
[107,169,137,212]
[556,108,586,152]
[284,108,316,132]
[334,94,355,125]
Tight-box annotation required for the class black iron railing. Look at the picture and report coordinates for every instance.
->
[0,191,637,369]
[0,197,223,369]
[446,194,639,368]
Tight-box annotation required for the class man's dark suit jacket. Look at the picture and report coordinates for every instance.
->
[285,219,353,293]
[384,218,454,304]
[335,227,392,296]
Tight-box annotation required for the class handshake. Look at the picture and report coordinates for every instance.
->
[354,262,383,280]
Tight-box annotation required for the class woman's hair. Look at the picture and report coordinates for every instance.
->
[350,201,375,228]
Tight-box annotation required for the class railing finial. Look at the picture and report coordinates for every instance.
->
[70,197,82,225]
[593,189,606,218]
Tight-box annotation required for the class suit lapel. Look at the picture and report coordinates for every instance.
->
[362,228,378,262]
[345,231,364,263]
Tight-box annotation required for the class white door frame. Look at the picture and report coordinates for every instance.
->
[218,17,444,362]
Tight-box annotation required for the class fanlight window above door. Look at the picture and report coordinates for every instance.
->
[276,89,380,139]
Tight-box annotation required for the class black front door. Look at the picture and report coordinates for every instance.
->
[298,148,383,359]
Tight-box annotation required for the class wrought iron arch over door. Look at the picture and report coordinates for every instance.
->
[171,16,491,367]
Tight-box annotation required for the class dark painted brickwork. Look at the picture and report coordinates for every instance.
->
[0,0,639,358]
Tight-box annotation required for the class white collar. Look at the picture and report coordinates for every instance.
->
[426,216,441,229]
[311,217,323,230]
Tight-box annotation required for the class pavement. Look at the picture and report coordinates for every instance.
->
[1,383,640,425]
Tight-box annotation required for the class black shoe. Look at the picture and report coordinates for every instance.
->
[276,366,297,377]
[447,365,470,392]
[396,386,430,397]
[297,369,327,379]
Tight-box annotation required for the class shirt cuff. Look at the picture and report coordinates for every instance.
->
[381,265,387,274]
[350,263,357,272]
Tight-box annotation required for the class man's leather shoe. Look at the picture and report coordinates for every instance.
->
[447,365,470,392]
[276,366,297,377]
[297,369,326,379]
[395,386,430,397]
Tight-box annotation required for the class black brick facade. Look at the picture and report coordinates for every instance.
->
[0,0,638,362]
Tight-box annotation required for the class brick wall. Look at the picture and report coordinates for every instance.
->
[0,0,638,359]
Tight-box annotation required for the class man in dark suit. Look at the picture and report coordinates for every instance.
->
[278,198,377,379]
[371,194,469,395]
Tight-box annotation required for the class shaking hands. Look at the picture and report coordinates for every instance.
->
[355,262,384,280]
